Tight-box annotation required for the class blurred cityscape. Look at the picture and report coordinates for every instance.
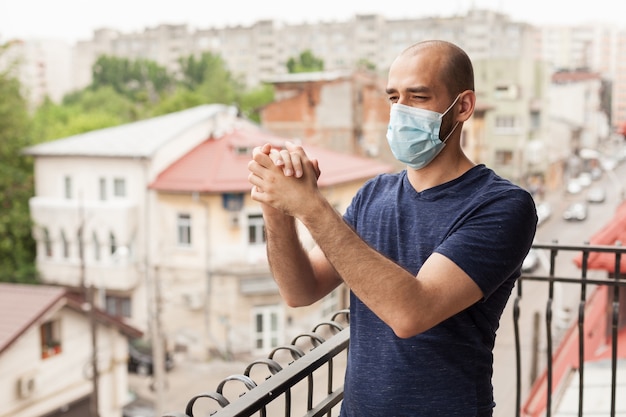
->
[1,7,626,417]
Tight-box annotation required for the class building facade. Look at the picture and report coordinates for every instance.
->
[0,283,142,417]
[23,105,393,360]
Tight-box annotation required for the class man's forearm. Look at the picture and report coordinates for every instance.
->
[264,212,328,307]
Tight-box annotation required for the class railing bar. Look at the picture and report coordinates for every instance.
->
[610,298,619,417]
[326,359,334,417]
[519,276,626,286]
[513,296,522,417]
[577,300,585,417]
[209,329,350,417]
[285,389,291,417]
[610,246,621,417]
[546,297,553,417]
[577,245,590,417]
[307,374,314,410]
[532,242,626,253]
[302,388,344,417]
[544,243,558,417]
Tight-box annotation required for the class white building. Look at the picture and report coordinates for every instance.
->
[23,104,393,360]
[0,283,142,417]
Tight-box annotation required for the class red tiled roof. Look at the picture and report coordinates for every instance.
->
[0,283,142,355]
[149,127,394,193]
[552,71,602,83]
[573,201,626,274]
[0,284,65,354]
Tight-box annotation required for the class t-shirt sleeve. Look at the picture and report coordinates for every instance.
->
[435,188,538,299]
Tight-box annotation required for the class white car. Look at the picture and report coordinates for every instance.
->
[563,202,588,221]
[522,249,539,273]
[536,202,552,226]
[566,179,582,194]
[586,187,606,203]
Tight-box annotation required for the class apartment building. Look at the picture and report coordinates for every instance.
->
[0,39,72,108]
[68,10,533,89]
[536,24,626,128]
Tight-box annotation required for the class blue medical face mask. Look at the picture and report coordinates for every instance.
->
[386,95,460,170]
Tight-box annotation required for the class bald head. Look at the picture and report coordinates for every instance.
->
[400,40,475,99]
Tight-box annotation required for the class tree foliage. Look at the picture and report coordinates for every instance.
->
[0,46,37,283]
[286,50,325,73]
[91,55,174,103]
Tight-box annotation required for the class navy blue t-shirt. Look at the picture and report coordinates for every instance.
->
[340,165,537,417]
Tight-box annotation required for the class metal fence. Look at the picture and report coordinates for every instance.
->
[514,242,625,417]
[163,242,625,417]
[163,310,350,417]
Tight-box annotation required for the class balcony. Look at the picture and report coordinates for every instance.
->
[163,242,626,417]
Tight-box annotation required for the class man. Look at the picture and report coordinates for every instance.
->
[247,40,537,416]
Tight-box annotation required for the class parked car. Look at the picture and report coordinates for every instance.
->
[586,186,606,203]
[536,202,552,226]
[127,338,175,375]
[566,179,583,194]
[522,249,539,273]
[576,172,593,188]
[562,202,588,221]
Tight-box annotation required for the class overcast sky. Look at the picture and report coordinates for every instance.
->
[2,0,625,44]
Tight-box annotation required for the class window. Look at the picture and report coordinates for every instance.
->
[92,232,101,261]
[248,214,266,245]
[252,305,282,351]
[177,213,192,246]
[64,176,72,199]
[494,84,519,100]
[61,230,69,259]
[99,178,106,201]
[494,115,519,133]
[105,295,131,318]
[41,320,61,359]
[113,178,126,197]
[109,232,117,255]
[43,228,53,257]
[494,150,514,166]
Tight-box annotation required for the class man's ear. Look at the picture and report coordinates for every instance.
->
[458,90,476,122]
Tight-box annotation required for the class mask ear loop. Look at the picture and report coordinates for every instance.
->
[439,94,462,143]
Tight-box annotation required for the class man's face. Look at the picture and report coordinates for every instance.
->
[386,49,452,114]
[385,49,458,137]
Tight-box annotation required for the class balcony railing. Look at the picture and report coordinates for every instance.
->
[163,242,625,417]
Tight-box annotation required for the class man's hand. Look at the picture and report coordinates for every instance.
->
[247,142,321,218]
[269,141,320,179]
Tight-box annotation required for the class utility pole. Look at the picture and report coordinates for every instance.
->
[144,183,165,416]
[150,265,165,415]
[78,197,99,417]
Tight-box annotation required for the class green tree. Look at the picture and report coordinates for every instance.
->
[237,83,275,123]
[286,50,325,73]
[0,44,37,283]
[91,55,174,103]
[32,88,136,143]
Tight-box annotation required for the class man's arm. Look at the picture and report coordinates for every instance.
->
[249,144,342,307]
[249,143,483,338]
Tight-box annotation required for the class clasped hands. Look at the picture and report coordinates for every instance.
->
[247,141,321,217]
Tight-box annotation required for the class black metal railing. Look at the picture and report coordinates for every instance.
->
[163,310,350,417]
[514,241,625,417]
[163,242,625,417]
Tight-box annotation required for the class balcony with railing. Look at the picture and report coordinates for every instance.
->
[163,241,626,417]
